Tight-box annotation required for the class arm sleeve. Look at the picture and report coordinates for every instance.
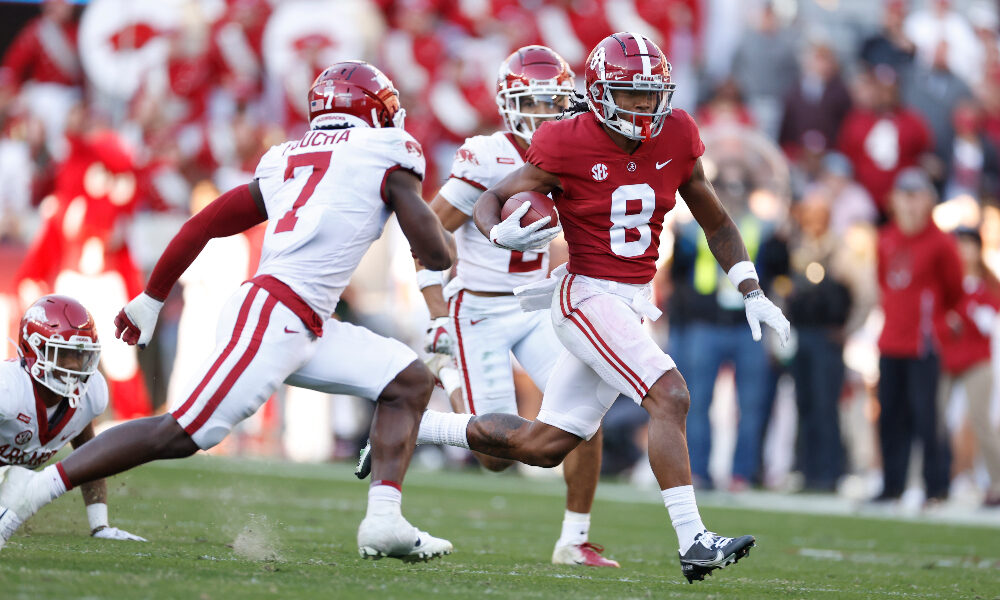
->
[438,177,485,216]
[145,184,265,300]
[675,109,705,180]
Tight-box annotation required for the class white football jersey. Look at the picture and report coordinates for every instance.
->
[438,131,550,297]
[254,126,426,318]
[0,360,108,469]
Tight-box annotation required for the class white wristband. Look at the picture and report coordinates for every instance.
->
[727,261,759,289]
[416,269,444,290]
[87,502,109,532]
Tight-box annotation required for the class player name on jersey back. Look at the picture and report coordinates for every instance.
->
[253,126,426,319]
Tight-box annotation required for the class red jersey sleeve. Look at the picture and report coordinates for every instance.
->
[938,231,964,310]
[671,109,705,180]
[525,119,564,174]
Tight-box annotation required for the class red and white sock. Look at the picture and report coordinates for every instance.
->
[661,485,705,554]
[366,480,402,518]
[43,463,71,501]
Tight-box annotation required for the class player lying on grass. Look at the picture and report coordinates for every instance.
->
[0,296,145,544]
[364,32,790,583]
[0,61,453,562]
[406,45,618,567]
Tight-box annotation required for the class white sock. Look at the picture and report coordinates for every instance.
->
[42,464,68,502]
[366,483,402,518]
[439,367,462,397]
[661,485,705,554]
[417,410,471,449]
[556,510,590,547]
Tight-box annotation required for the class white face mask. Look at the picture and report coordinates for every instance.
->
[27,333,101,405]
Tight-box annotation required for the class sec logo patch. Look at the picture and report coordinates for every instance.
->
[15,430,32,445]
[591,163,608,181]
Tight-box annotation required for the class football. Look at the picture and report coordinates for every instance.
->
[501,191,559,229]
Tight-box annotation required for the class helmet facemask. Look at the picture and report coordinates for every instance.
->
[26,332,100,406]
[588,74,675,141]
[498,79,574,142]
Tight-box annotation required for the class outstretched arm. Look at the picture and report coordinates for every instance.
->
[679,159,790,344]
[71,423,146,541]
[115,181,267,347]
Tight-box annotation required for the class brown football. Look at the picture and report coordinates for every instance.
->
[500,191,559,229]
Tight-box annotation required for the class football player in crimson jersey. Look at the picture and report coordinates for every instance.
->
[414,33,791,582]
[409,46,617,567]
[0,296,145,544]
[0,61,454,562]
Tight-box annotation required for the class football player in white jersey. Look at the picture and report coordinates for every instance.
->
[365,46,618,567]
[0,61,454,562]
[0,295,145,543]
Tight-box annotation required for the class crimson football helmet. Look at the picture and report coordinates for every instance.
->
[584,33,675,141]
[18,295,101,406]
[307,61,404,130]
[496,45,575,142]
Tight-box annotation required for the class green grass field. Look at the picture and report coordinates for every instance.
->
[1,456,997,600]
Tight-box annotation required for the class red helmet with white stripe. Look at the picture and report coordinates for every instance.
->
[584,32,675,141]
[307,60,404,130]
[496,45,575,142]
[18,295,101,406]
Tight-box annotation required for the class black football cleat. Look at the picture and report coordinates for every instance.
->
[355,440,372,479]
[678,531,756,583]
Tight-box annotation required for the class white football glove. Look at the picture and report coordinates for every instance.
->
[114,292,164,349]
[92,526,147,542]
[423,316,455,355]
[489,201,562,252]
[743,290,791,346]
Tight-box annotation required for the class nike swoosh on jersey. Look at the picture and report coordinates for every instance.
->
[469,319,486,326]
[655,159,673,170]
[284,326,299,334]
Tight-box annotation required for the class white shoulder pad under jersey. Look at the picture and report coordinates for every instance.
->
[253,127,426,318]
[438,131,550,297]
[0,360,108,469]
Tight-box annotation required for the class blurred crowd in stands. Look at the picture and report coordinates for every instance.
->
[1,0,999,511]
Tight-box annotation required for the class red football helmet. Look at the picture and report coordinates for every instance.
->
[496,45,576,142]
[18,295,101,405]
[584,33,675,141]
[307,61,404,130]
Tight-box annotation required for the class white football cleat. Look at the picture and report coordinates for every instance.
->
[0,466,45,552]
[552,541,620,567]
[357,514,453,563]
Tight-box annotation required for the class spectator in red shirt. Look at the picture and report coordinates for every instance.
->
[838,66,934,217]
[0,0,82,158]
[876,168,962,503]
[935,228,1000,506]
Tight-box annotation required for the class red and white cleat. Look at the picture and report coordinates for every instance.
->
[552,542,621,567]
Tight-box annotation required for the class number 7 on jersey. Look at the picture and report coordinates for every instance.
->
[274,151,331,233]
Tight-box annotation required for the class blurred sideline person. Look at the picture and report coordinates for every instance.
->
[409,46,617,567]
[412,33,790,582]
[0,61,454,562]
[935,228,1000,506]
[875,168,961,504]
[1,296,144,543]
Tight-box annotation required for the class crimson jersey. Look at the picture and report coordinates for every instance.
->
[526,110,704,284]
